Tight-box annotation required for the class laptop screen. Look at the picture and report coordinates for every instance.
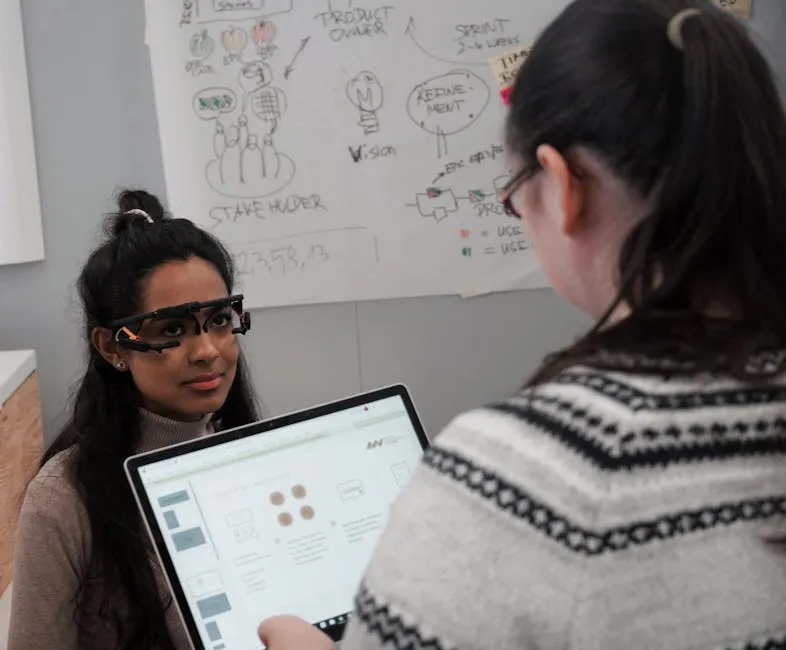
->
[129,388,427,650]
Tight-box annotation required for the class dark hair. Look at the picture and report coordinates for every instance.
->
[506,0,786,383]
[43,189,259,649]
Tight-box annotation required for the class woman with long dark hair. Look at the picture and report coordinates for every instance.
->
[259,1,786,648]
[9,189,259,650]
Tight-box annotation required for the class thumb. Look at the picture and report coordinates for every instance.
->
[258,615,335,650]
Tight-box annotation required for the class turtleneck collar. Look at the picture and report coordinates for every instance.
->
[136,408,214,454]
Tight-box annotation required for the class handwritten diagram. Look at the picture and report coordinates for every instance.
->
[191,0,294,24]
[407,70,491,158]
[409,173,510,223]
[250,20,278,59]
[221,26,247,63]
[186,29,216,74]
[147,0,554,308]
[195,81,295,199]
[346,71,384,136]
[404,17,487,68]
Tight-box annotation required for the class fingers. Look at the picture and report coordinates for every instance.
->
[258,615,335,650]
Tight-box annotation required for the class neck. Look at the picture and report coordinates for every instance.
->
[137,408,213,454]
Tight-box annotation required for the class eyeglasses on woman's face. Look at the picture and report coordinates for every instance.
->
[500,167,534,219]
[500,156,582,219]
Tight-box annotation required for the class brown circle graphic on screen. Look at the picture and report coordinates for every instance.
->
[300,505,315,521]
[278,512,294,527]
[270,491,285,506]
[292,484,307,499]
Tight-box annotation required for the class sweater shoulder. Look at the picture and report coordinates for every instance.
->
[22,448,87,528]
[457,366,786,472]
[428,366,786,552]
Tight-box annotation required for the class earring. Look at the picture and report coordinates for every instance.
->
[115,361,127,371]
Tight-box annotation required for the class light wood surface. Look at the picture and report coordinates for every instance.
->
[712,0,753,19]
[0,373,43,595]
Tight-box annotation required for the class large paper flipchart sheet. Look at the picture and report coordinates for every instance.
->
[145,0,569,307]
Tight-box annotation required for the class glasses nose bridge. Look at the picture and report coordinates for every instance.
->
[184,309,216,336]
[186,324,223,361]
[185,312,238,352]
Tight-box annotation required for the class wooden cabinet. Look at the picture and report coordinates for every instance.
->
[0,352,43,596]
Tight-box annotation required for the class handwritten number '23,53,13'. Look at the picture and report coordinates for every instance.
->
[235,244,330,276]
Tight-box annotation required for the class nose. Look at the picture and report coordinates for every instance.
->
[187,330,221,365]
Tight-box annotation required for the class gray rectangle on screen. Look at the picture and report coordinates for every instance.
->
[158,490,190,507]
[163,510,179,530]
[172,527,206,552]
[197,593,232,619]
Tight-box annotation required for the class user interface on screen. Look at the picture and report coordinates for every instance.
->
[133,394,425,650]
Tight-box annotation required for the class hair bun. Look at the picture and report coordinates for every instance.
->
[110,189,169,237]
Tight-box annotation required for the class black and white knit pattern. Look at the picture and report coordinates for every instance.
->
[352,584,452,650]
[423,445,786,556]
[489,373,786,468]
[339,368,786,650]
[721,633,786,650]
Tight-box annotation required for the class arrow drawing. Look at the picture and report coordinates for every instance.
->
[405,17,486,67]
[432,171,446,184]
[284,36,311,80]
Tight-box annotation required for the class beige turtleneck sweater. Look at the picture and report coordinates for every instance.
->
[8,409,212,650]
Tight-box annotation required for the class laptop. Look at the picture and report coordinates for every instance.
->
[125,385,428,650]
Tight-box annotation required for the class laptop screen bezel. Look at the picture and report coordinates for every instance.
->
[124,384,428,648]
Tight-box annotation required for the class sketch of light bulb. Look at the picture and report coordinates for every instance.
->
[346,71,384,136]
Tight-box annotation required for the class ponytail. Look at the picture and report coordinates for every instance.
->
[621,7,786,316]
[507,0,786,382]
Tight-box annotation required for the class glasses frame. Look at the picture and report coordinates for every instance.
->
[500,157,584,219]
[109,294,251,354]
[500,166,538,219]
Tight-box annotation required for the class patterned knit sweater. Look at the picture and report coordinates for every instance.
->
[340,367,786,650]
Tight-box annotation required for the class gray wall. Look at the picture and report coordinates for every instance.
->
[1,1,784,442]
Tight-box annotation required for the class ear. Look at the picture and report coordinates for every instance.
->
[536,144,586,236]
[91,327,129,371]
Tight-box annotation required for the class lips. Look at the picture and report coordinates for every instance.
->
[184,372,225,391]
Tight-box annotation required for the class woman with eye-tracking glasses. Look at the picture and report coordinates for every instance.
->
[259,1,786,649]
[9,190,259,650]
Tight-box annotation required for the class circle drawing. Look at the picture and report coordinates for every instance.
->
[300,505,315,520]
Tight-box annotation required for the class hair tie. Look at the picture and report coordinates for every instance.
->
[125,208,154,224]
[668,8,701,51]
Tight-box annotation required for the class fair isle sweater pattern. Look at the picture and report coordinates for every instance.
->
[341,368,786,650]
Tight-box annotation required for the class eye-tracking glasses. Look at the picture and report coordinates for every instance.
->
[109,295,251,353]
